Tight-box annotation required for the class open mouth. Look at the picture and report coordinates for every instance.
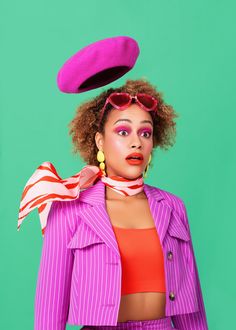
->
[126,156,143,165]
[126,156,142,160]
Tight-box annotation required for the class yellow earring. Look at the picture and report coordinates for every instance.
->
[97,150,106,176]
[144,154,152,178]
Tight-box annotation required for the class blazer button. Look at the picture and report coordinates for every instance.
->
[167,251,173,260]
[169,291,175,301]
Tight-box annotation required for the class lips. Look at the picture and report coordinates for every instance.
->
[125,152,144,165]
[125,152,143,160]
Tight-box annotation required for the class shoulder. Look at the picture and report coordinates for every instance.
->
[146,182,185,206]
[146,183,187,217]
[49,199,82,234]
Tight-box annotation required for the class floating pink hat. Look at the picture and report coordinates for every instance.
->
[56,35,140,93]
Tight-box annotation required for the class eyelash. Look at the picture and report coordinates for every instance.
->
[117,129,152,138]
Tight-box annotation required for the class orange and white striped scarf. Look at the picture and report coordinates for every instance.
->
[17,161,144,236]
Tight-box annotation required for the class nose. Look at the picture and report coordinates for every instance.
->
[130,133,142,149]
[131,145,141,149]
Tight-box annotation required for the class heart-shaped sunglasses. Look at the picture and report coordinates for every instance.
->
[98,92,158,128]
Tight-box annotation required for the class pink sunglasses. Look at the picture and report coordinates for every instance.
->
[98,92,158,128]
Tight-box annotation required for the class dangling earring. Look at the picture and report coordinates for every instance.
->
[97,150,106,176]
[144,154,152,178]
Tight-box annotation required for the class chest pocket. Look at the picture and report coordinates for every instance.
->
[67,221,105,250]
[165,209,191,271]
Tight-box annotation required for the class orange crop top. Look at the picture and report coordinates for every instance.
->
[112,225,166,295]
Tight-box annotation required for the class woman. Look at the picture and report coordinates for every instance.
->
[18,79,208,330]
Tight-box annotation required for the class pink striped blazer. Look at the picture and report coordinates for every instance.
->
[34,179,209,330]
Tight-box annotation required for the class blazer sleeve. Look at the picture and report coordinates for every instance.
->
[171,200,209,330]
[34,201,74,330]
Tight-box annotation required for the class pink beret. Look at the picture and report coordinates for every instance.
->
[56,36,140,94]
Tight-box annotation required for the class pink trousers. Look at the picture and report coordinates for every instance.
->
[81,316,178,330]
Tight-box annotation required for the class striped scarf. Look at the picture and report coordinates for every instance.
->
[17,161,144,236]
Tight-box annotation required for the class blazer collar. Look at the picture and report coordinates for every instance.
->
[73,179,175,258]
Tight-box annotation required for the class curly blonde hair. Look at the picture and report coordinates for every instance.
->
[68,78,179,166]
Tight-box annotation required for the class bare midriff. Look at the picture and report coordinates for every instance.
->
[105,193,166,322]
[117,292,166,322]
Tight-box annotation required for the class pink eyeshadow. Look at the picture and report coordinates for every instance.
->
[114,126,153,135]
[139,128,152,134]
[114,125,131,133]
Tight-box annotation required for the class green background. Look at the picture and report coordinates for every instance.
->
[1,0,235,329]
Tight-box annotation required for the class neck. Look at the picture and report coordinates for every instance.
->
[100,171,145,200]
[105,185,146,201]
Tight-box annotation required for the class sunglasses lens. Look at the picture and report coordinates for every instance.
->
[109,93,130,108]
[137,94,157,110]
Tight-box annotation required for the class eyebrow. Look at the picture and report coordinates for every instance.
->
[113,119,153,126]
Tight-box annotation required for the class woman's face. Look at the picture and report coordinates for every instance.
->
[95,104,153,180]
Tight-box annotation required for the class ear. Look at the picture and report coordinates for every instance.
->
[95,132,104,150]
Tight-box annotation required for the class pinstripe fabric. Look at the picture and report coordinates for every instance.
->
[34,179,208,330]
[81,316,175,330]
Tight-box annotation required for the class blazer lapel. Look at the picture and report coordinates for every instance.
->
[76,179,173,257]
